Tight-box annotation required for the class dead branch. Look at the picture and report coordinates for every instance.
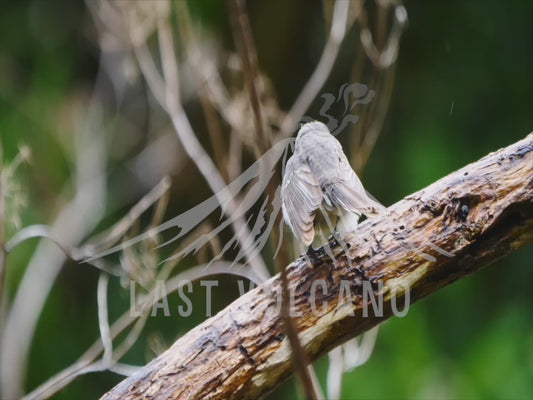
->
[101,133,533,399]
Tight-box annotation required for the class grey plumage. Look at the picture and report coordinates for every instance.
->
[281,121,384,246]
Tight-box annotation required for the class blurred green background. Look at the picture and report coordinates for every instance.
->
[1,0,532,399]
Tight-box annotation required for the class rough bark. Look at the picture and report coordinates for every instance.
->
[102,134,533,400]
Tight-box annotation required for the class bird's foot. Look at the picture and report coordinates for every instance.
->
[329,231,346,248]
[305,245,322,258]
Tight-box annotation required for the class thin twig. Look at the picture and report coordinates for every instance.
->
[326,346,344,400]
[327,326,379,399]
[321,0,335,33]
[131,9,270,281]
[279,0,351,138]
[22,262,262,399]
[21,359,96,400]
[108,363,141,377]
[3,173,171,278]
[356,64,397,171]
[279,264,321,400]
[227,0,269,153]
[343,326,380,369]
[112,313,149,362]
[0,141,6,300]
[175,0,229,181]
[228,129,244,182]
[201,96,230,181]
[0,93,109,400]
[97,273,113,364]
[359,3,408,70]
[77,176,171,258]
[351,2,407,171]
[175,0,244,135]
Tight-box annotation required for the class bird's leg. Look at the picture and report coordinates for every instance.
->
[306,244,320,257]
[301,245,320,267]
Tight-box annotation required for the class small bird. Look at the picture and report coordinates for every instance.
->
[281,121,384,250]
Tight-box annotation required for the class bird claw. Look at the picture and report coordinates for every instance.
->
[306,245,321,258]
[327,231,343,247]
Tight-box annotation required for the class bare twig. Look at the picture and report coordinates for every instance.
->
[97,273,113,364]
[343,326,379,369]
[355,64,397,171]
[128,6,270,281]
[279,0,351,138]
[327,326,379,399]
[22,261,263,400]
[0,144,32,298]
[349,1,407,172]
[228,129,244,182]
[77,176,171,258]
[0,95,109,399]
[200,95,230,181]
[175,0,229,180]
[359,3,408,70]
[279,264,322,400]
[0,142,7,300]
[175,1,243,135]
[227,0,269,153]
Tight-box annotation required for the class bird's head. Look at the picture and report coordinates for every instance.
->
[295,121,332,147]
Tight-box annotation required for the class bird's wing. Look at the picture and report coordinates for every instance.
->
[329,150,386,216]
[281,155,323,246]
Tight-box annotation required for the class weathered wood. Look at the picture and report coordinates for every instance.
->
[102,134,533,400]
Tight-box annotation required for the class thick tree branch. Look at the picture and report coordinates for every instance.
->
[102,134,533,400]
